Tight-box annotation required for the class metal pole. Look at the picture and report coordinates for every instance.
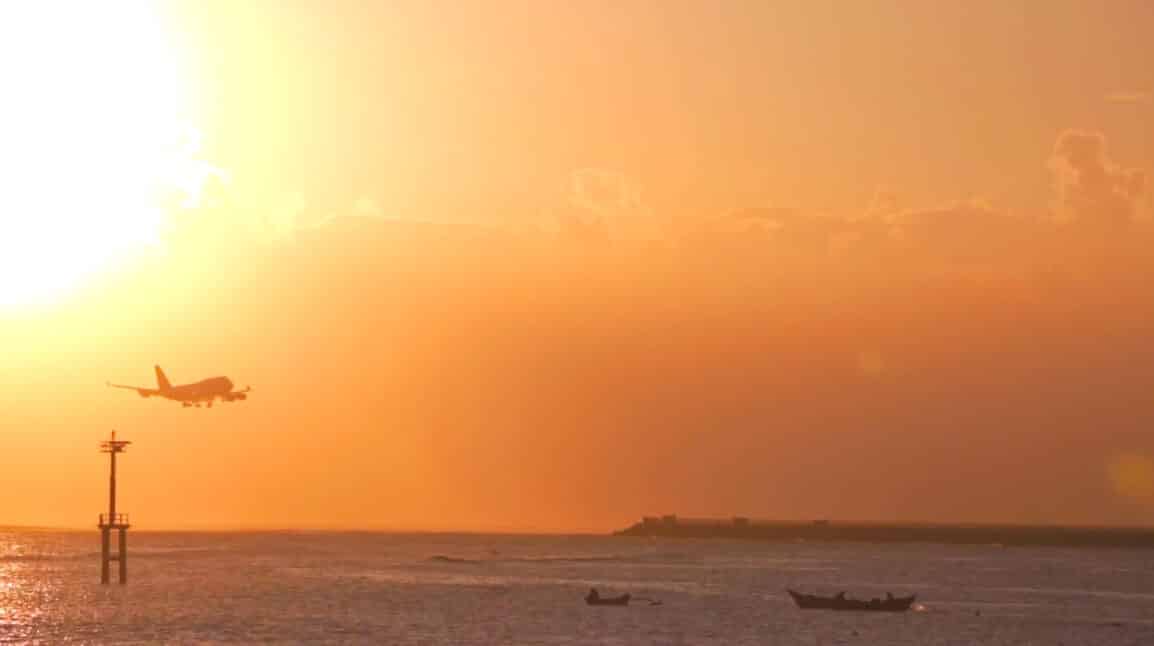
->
[109,434,117,520]
[119,527,128,584]
[101,528,110,584]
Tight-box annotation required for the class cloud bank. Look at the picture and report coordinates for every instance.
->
[31,128,1149,530]
[1049,130,1148,227]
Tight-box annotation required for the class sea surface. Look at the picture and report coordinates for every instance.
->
[1,529,1152,644]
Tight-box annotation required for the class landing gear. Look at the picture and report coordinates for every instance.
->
[182,402,192,408]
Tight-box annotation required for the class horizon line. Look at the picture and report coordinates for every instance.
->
[7,517,1154,534]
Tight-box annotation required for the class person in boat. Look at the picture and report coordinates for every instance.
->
[586,588,600,603]
[835,591,847,601]
[886,592,894,602]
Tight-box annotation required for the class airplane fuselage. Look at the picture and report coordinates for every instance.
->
[162,376,235,401]
[109,366,250,408]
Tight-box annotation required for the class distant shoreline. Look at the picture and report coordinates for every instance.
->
[614,516,1154,548]
[6,521,1154,544]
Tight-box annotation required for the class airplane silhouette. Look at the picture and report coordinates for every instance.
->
[108,365,251,408]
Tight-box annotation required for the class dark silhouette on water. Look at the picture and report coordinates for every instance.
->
[108,365,251,408]
[787,589,916,612]
[585,588,631,606]
[584,588,663,606]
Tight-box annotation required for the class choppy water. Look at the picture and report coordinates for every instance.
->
[1,530,1152,644]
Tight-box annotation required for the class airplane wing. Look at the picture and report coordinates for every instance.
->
[107,382,159,397]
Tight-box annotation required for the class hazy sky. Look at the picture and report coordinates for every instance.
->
[1,1,1152,531]
[177,0,1154,221]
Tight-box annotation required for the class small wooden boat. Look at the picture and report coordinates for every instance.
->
[585,589,631,606]
[787,589,915,612]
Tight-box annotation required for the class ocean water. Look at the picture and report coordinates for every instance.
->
[1,530,1152,644]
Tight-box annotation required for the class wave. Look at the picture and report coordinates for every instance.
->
[425,551,695,566]
[510,555,624,563]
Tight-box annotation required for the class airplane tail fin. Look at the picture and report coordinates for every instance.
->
[155,365,172,392]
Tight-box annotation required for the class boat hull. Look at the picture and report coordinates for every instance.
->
[787,589,914,612]
[586,594,631,606]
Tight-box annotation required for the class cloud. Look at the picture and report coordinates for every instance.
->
[240,193,394,242]
[1105,91,1151,105]
[863,188,900,220]
[680,199,1039,267]
[567,169,662,241]
[1048,130,1147,227]
[351,196,385,219]
[265,191,307,240]
[570,169,645,216]
[725,207,864,252]
[885,200,1045,265]
[678,207,856,260]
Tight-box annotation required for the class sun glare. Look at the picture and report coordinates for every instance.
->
[0,2,207,308]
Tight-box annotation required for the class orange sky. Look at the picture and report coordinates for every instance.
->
[1,1,1153,531]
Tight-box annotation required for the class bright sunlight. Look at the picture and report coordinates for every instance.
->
[0,2,211,308]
